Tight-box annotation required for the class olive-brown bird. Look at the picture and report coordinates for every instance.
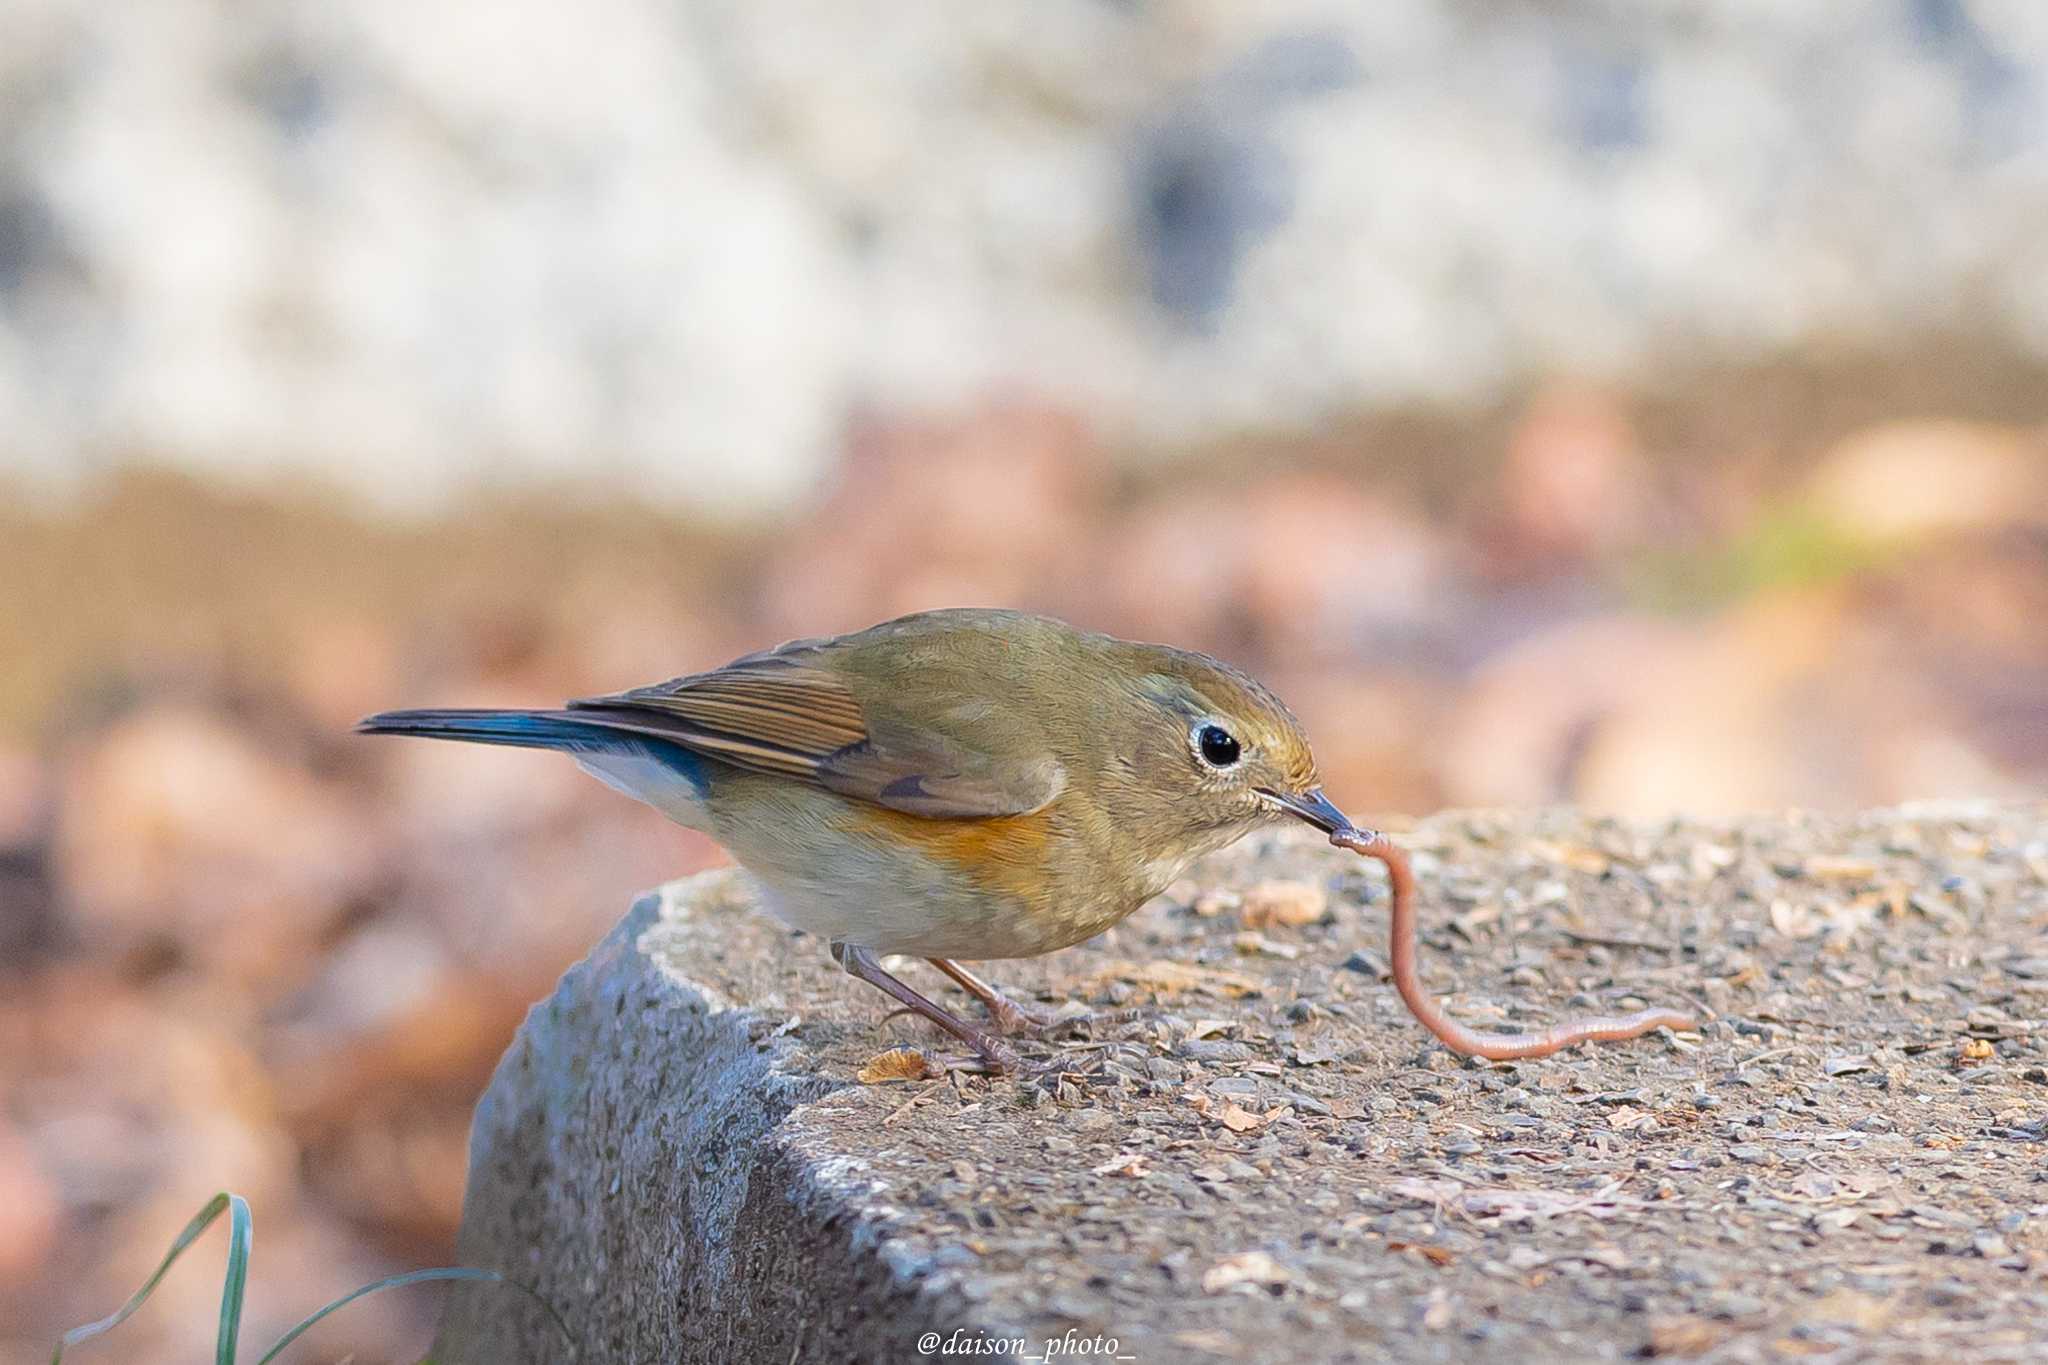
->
[357,608,1354,1071]
[361,607,1695,1069]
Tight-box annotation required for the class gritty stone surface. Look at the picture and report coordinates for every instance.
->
[437,801,2048,1363]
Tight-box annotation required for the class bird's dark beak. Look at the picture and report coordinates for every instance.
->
[1259,786,1354,836]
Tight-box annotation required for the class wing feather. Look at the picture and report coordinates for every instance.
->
[564,649,1061,819]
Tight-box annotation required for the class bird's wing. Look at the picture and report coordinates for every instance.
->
[567,645,1064,819]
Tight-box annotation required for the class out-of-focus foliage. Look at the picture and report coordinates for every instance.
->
[1,382,2044,1362]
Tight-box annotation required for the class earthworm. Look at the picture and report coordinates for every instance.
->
[1329,825,1695,1060]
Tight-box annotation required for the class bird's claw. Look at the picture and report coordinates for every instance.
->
[986,997,1142,1039]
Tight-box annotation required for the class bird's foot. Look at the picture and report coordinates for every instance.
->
[926,958,1139,1038]
[929,1040,1027,1075]
[990,997,1146,1039]
[983,993,1084,1037]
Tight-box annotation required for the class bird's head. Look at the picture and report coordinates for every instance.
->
[1100,642,1356,866]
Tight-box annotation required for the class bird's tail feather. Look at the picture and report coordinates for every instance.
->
[356,707,713,816]
[355,708,634,753]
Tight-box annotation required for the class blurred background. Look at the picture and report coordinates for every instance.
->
[3,3,2046,1360]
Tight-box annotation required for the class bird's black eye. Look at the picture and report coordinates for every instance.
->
[1197,724,1241,768]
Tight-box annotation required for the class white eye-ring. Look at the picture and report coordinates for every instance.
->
[1192,721,1242,769]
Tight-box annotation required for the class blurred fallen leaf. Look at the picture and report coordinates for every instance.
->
[1606,1104,1655,1132]
[1240,880,1327,929]
[1527,839,1611,875]
[857,1048,935,1084]
[1231,931,1300,959]
[1218,1101,1265,1133]
[1084,959,1263,998]
[1092,1152,1149,1178]
[1387,1241,1456,1266]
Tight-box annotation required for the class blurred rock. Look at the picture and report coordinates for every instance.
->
[52,703,373,989]
[1570,590,1856,816]
[1843,537,2048,784]
[1805,421,2047,542]
[1437,615,1695,807]
[1571,587,2024,816]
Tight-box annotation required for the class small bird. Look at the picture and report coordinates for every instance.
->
[358,608,1356,1071]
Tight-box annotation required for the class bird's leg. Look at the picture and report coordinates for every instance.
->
[926,958,1067,1035]
[831,942,1022,1073]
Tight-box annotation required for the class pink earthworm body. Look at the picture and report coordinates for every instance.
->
[1329,827,1694,1060]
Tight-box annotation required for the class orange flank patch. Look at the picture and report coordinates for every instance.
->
[838,802,1061,901]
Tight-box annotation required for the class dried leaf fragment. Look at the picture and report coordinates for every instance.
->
[1218,1101,1265,1133]
[1387,1240,1456,1266]
[1084,958,1263,998]
[857,1047,936,1084]
[1528,839,1612,875]
[1232,930,1301,959]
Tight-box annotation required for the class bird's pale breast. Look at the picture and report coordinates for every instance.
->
[700,773,1150,959]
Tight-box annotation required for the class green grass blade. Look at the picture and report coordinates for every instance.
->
[254,1267,576,1365]
[51,1192,238,1365]
[49,1189,571,1365]
[215,1194,252,1365]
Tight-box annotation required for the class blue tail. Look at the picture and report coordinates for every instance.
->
[356,707,711,803]
[355,707,629,752]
